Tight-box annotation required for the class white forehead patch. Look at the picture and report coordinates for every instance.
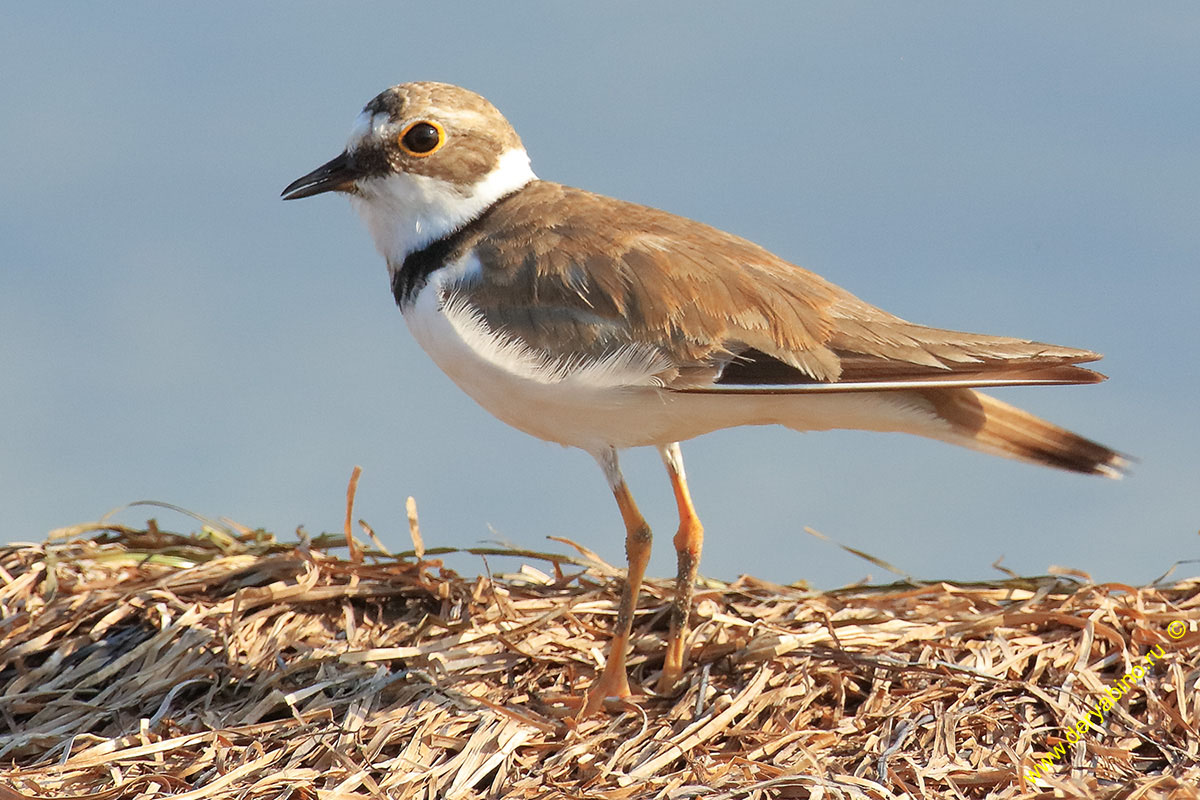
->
[346,110,390,152]
[346,105,496,153]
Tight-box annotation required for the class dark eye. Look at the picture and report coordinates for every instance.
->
[398,121,445,156]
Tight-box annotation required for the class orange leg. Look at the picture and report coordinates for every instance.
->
[656,442,703,693]
[581,448,653,716]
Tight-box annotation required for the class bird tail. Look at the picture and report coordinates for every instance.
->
[918,388,1128,478]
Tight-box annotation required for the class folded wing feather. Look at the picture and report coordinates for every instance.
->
[449,180,1106,392]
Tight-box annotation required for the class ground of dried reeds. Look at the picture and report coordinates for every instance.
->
[2,493,1199,799]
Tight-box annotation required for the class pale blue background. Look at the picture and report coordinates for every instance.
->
[3,5,1197,588]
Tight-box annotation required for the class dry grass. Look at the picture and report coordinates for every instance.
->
[2,494,1199,799]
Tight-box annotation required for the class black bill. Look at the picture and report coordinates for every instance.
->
[281,151,361,200]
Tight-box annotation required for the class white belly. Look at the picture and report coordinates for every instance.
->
[401,259,949,455]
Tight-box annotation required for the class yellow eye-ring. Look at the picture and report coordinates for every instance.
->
[398,120,446,157]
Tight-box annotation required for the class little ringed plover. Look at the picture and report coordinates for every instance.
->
[283,81,1125,716]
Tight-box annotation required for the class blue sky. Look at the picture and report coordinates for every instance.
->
[2,5,1197,588]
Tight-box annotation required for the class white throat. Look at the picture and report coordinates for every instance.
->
[348,148,536,269]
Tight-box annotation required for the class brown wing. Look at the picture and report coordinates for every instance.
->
[448,181,1105,391]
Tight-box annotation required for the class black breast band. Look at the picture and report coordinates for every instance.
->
[391,191,516,309]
